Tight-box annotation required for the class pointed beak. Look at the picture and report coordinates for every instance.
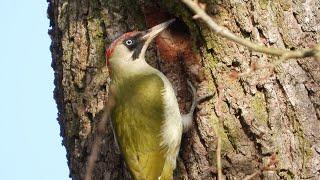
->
[142,19,175,42]
[137,19,175,59]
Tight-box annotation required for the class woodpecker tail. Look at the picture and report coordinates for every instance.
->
[182,80,214,132]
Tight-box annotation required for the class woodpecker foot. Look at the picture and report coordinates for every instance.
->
[182,80,214,132]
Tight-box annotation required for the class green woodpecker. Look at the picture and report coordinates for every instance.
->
[106,19,198,180]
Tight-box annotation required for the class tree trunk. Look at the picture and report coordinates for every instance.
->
[48,0,320,179]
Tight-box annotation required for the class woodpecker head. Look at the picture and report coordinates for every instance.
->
[106,19,174,73]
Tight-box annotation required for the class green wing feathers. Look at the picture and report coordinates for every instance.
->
[111,74,173,180]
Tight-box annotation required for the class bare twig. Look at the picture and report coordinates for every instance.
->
[181,0,320,60]
[84,133,103,180]
[233,52,298,80]
[84,107,110,180]
[243,154,278,180]
[84,87,116,180]
[230,61,274,79]
[216,136,223,180]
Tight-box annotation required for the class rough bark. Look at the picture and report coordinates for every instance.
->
[48,0,320,179]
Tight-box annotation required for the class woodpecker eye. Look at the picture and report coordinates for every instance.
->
[122,33,142,54]
[125,39,134,46]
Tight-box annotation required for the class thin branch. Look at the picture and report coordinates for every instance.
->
[84,87,116,180]
[181,0,320,60]
[84,132,103,180]
[216,136,223,180]
[243,154,278,180]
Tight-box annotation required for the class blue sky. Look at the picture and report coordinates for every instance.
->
[0,1,70,179]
